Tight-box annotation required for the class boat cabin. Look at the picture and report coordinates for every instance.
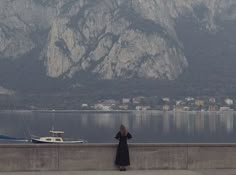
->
[49,131,64,137]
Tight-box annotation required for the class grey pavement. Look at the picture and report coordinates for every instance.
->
[0,170,236,175]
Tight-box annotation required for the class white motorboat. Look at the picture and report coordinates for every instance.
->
[31,131,86,144]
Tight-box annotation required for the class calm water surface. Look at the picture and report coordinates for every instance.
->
[0,111,235,143]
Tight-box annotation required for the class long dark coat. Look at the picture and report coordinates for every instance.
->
[115,132,132,166]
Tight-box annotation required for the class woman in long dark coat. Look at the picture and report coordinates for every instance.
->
[115,125,132,171]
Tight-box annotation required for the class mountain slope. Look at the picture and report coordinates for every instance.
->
[0,0,236,93]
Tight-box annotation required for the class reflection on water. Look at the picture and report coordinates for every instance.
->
[0,111,235,143]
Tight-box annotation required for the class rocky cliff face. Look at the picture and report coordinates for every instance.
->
[0,0,236,81]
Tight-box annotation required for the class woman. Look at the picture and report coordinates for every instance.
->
[115,124,132,171]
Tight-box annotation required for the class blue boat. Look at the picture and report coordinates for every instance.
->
[0,135,28,143]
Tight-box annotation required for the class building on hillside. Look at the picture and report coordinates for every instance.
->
[95,103,115,111]
[195,100,205,106]
[185,97,195,101]
[209,98,216,103]
[176,100,183,106]
[132,97,144,104]
[220,107,233,111]
[183,106,190,111]
[119,105,129,110]
[225,98,233,105]
[162,98,170,102]
[122,98,130,104]
[163,105,170,111]
[102,99,117,105]
[135,106,151,111]
[81,104,89,109]
[208,105,219,111]
[174,106,184,111]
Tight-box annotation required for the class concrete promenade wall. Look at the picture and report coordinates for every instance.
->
[0,144,236,171]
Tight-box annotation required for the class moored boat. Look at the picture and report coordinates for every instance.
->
[31,131,86,144]
[0,134,28,143]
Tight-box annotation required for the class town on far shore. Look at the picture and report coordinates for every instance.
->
[0,93,235,111]
[81,97,235,112]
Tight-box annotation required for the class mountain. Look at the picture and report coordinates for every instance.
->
[0,0,236,96]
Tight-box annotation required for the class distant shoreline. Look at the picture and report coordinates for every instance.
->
[0,109,235,113]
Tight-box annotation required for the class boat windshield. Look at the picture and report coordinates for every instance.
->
[49,131,64,137]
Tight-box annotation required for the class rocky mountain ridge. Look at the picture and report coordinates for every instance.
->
[0,0,236,83]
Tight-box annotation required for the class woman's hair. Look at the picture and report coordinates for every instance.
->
[120,124,128,136]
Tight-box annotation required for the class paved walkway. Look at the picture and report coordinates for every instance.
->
[1,170,236,175]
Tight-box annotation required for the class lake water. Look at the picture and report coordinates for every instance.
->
[0,110,236,143]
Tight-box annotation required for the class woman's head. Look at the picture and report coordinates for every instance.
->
[120,124,128,136]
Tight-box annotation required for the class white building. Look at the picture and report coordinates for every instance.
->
[82,104,88,107]
[162,98,170,102]
[183,107,190,111]
[103,99,117,105]
[135,106,151,111]
[176,100,183,105]
[81,104,88,109]
[225,98,234,105]
[95,104,112,111]
[132,97,144,104]
[185,97,195,101]
[0,86,14,95]
[119,105,129,110]
[209,98,216,103]
[220,107,233,111]
[122,98,130,104]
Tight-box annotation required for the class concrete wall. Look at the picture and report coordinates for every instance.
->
[1,144,236,171]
